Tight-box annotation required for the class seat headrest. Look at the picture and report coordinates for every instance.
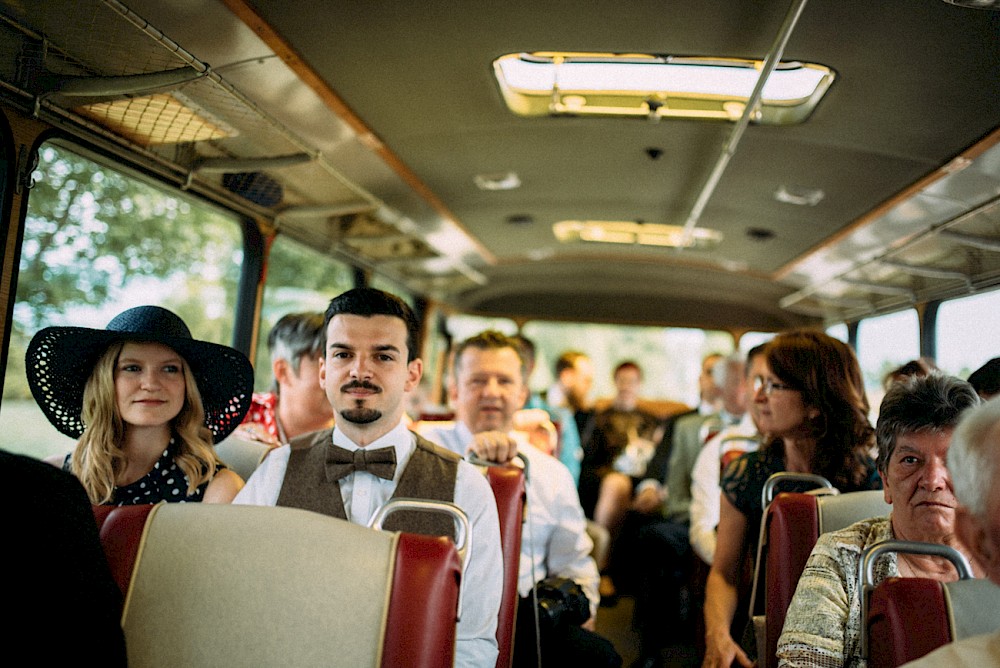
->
[122,504,397,667]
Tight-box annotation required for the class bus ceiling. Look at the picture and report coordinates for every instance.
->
[0,0,998,332]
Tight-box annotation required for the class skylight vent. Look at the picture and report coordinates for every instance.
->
[554,220,723,249]
[494,52,835,125]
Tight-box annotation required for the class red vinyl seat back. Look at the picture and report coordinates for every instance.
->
[486,465,527,668]
[867,578,952,668]
[758,490,891,668]
[381,532,463,668]
[92,503,156,600]
[762,493,821,668]
[866,576,1000,667]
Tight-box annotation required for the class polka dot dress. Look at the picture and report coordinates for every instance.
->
[63,439,215,505]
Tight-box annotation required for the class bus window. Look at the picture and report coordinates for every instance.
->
[254,234,353,390]
[856,309,919,414]
[369,273,415,309]
[826,323,849,342]
[447,314,519,342]
[1,141,244,460]
[935,289,1000,380]
[738,331,774,354]
[520,321,733,407]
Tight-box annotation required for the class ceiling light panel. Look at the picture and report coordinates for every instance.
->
[495,52,835,125]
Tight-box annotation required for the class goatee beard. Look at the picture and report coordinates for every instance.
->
[341,407,382,424]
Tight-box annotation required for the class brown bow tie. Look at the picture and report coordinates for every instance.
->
[326,445,397,481]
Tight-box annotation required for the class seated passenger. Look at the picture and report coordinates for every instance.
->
[631,349,757,668]
[514,335,574,462]
[25,305,253,505]
[883,358,935,390]
[901,396,1000,667]
[578,360,661,598]
[233,288,503,668]
[236,311,334,446]
[0,449,126,665]
[703,330,881,668]
[776,372,983,668]
[689,345,767,566]
[420,330,621,668]
[967,357,1000,400]
[548,349,596,459]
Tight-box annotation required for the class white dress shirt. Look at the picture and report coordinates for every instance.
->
[234,420,502,668]
[420,421,601,618]
[688,413,759,565]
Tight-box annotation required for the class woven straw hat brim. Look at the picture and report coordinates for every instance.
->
[25,325,253,444]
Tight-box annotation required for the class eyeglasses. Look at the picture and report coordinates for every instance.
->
[752,375,797,396]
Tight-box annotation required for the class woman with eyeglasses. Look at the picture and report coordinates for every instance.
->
[701,330,881,668]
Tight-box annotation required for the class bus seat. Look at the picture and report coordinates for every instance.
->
[861,540,1000,667]
[486,465,527,668]
[867,578,1000,667]
[120,503,461,668]
[409,422,533,667]
[753,488,891,668]
[92,503,157,600]
[214,435,272,481]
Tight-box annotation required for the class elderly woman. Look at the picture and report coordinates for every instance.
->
[776,372,984,668]
[703,330,882,668]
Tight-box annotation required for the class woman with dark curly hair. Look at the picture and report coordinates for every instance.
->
[702,330,881,668]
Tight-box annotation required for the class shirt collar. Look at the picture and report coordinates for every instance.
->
[332,419,415,460]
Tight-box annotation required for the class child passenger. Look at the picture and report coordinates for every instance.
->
[25,305,253,505]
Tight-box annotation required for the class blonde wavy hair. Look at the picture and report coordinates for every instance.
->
[71,341,221,504]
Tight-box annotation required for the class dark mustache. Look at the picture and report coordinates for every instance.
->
[341,380,382,393]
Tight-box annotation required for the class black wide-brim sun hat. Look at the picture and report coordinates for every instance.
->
[25,305,254,444]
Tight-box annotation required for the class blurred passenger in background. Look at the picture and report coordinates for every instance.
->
[517,335,583,482]
[698,353,725,415]
[548,350,596,438]
[703,330,881,668]
[883,358,935,390]
[631,351,748,668]
[578,361,661,600]
[689,344,767,567]
[237,312,334,446]
[420,330,620,668]
[967,357,1000,400]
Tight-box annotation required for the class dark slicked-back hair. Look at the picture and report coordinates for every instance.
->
[875,372,980,475]
[453,330,527,381]
[324,288,421,361]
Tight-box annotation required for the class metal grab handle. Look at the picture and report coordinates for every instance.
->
[761,472,834,509]
[368,498,472,620]
[468,451,530,483]
[858,539,975,659]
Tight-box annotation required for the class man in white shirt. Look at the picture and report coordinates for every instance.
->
[420,330,621,668]
[688,343,767,565]
[235,288,503,668]
[901,396,1000,667]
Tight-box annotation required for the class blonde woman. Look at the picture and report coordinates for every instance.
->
[26,305,253,505]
